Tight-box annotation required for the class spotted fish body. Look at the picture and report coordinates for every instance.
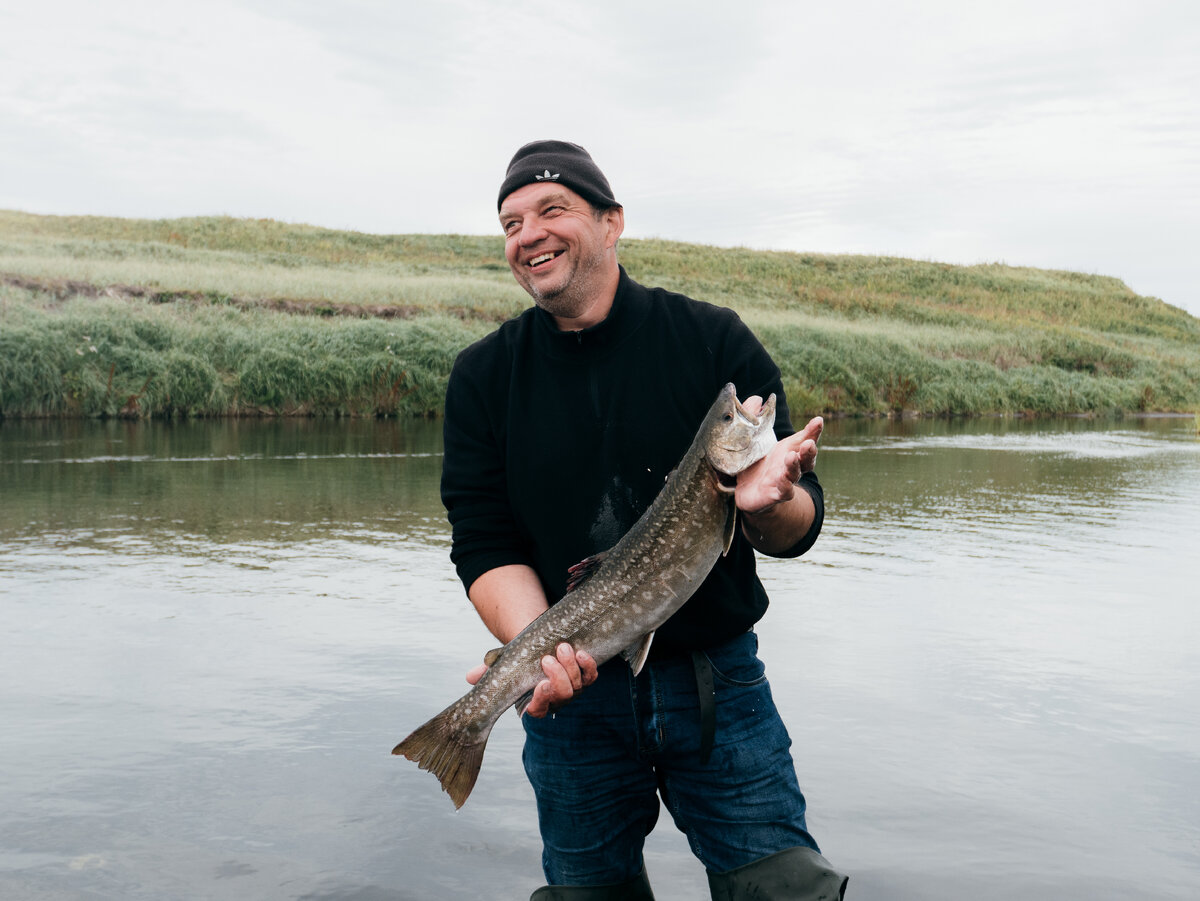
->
[393,384,777,808]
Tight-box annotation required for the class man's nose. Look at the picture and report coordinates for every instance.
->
[518,217,547,245]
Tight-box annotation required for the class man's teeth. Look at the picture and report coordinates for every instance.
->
[529,252,558,267]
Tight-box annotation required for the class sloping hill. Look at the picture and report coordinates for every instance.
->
[2,210,1196,418]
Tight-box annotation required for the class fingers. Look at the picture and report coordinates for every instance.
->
[795,439,817,473]
[778,417,822,474]
[736,441,809,515]
[526,680,557,718]
[798,415,824,443]
[555,642,584,691]
[524,644,597,719]
[780,447,802,480]
[780,421,822,454]
[760,443,804,486]
[577,649,598,687]
[471,642,597,718]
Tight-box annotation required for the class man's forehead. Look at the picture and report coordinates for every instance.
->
[498,182,587,218]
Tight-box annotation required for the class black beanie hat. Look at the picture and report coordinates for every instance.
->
[497,140,620,212]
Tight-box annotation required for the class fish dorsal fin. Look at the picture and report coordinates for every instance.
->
[483,647,504,667]
[721,501,737,556]
[621,631,655,676]
[565,551,608,593]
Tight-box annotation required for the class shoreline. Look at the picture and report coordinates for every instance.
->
[4,211,1198,421]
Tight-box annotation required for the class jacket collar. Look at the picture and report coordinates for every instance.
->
[533,266,649,356]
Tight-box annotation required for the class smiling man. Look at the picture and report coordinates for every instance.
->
[440,140,848,900]
[499,182,623,327]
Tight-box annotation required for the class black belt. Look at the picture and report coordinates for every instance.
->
[690,650,716,765]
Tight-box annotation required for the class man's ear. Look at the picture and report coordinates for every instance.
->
[604,206,625,249]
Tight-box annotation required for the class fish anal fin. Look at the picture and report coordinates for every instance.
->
[621,631,655,676]
[513,688,536,717]
[393,706,494,810]
[565,551,608,592]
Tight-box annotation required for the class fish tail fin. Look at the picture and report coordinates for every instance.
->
[392,707,492,809]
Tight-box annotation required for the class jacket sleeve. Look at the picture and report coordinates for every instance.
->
[440,347,534,594]
[777,470,824,559]
[711,308,796,437]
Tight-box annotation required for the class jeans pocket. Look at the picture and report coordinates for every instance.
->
[705,632,767,687]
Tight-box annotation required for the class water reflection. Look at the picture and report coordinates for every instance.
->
[1,418,448,550]
[1,416,1197,900]
[759,416,1200,900]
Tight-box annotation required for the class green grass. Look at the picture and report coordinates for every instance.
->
[2,209,1197,419]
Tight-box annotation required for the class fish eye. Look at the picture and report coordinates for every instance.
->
[723,413,734,422]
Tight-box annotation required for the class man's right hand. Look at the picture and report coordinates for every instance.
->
[466,642,598,718]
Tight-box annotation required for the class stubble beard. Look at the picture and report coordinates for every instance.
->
[524,245,608,322]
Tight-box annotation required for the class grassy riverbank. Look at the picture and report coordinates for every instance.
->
[2,209,1197,419]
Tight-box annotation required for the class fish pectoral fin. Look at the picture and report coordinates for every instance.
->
[721,500,737,556]
[483,647,504,667]
[513,688,536,717]
[565,550,609,592]
[621,631,655,677]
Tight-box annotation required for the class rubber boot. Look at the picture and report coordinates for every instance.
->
[530,865,655,900]
[707,847,848,900]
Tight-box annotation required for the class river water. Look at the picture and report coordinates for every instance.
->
[1,415,1197,900]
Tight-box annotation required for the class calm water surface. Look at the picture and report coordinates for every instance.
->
[1,416,1197,900]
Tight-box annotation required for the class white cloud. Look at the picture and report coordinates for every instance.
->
[1,0,1196,312]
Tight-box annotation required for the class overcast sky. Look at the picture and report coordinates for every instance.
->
[2,0,1197,315]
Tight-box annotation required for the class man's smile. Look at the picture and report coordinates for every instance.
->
[528,251,563,269]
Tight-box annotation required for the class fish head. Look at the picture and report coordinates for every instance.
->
[703,384,778,481]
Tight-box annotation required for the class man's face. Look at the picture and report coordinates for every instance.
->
[499,182,622,321]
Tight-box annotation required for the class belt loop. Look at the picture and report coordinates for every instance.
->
[690,650,716,765]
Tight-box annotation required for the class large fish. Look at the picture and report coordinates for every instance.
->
[393,383,778,808]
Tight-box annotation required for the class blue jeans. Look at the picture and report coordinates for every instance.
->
[521,630,819,885]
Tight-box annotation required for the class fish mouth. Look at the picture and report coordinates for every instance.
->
[706,387,777,478]
[730,395,764,427]
[724,393,775,449]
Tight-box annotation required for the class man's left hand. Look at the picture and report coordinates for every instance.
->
[465,642,598,718]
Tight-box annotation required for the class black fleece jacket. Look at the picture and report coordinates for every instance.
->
[440,266,823,659]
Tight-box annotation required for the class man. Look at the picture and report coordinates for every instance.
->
[441,140,847,900]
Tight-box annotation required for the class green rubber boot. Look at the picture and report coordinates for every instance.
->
[707,847,848,900]
[530,865,655,900]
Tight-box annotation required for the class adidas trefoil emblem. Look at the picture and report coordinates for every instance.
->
[535,170,560,181]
